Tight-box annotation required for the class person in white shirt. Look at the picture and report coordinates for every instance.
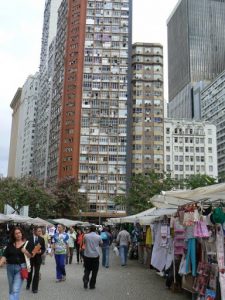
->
[66,227,77,264]
[82,225,102,290]
[116,227,131,266]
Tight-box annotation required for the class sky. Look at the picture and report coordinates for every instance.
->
[0,0,178,176]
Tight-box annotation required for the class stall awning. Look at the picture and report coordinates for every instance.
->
[151,183,225,208]
[53,218,85,227]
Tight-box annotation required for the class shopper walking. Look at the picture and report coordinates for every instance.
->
[0,227,32,300]
[83,225,102,290]
[26,227,45,294]
[116,226,131,266]
[100,226,112,268]
[66,227,76,264]
[76,229,84,263]
[51,224,69,282]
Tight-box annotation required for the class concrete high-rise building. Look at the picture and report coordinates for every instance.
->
[167,0,225,119]
[47,0,132,216]
[131,43,164,175]
[164,119,218,180]
[201,70,225,178]
[33,0,63,182]
[8,74,39,178]
[7,88,22,177]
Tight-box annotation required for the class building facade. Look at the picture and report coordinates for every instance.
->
[8,74,39,178]
[47,0,132,215]
[201,70,225,178]
[131,43,164,175]
[7,88,22,177]
[164,119,218,180]
[167,0,225,119]
[33,0,63,182]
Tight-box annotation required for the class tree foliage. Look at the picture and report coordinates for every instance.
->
[52,177,88,217]
[114,171,176,214]
[0,177,55,218]
[185,174,216,190]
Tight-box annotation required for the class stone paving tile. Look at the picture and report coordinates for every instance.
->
[0,250,191,300]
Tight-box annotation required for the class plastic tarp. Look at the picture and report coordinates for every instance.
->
[151,183,225,209]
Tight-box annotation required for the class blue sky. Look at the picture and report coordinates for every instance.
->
[0,0,178,176]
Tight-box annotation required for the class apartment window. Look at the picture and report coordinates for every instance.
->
[174,146,178,152]
[179,147,183,152]
[208,156,213,163]
[185,147,189,152]
[166,146,170,152]
[174,156,178,161]
[195,138,199,144]
[208,138,212,144]
[208,147,212,153]
[209,166,213,172]
[175,165,178,171]
[201,157,205,162]
[190,166,194,171]
[166,128,170,134]
[208,129,212,135]
[190,156,194,162]
[166,164,171,171]
[185,156,189,162]
[174,137,178,143]
[166,155,170,162]
[185,165,189,171]
[166,137,170,143]
[200,147,204,153]
[179,165,183,171]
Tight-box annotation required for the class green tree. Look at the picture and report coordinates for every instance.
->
[114,171,176,214]
[0,177,55,218]
[52,177,88,217]
[185,174,216,190]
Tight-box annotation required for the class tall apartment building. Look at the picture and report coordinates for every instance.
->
[33,0,62,182]
[47,0,132,215]
[131,43,164,174]
[164,119,218,180]
[7,88,22,177]
[8,74,39,177]
[201,70,225,178]
[167,0,225,119]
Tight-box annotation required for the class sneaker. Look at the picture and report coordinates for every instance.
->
[90,286,95,290]
[55,279,61,283]
[61,276,66,281]
[156,271,164,277]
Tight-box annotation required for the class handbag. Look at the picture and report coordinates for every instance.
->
[20,267,29,280]
[194,221,209,238]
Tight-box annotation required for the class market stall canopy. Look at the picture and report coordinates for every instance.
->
[151,183,225,209]
[53,218,84,227]
[27,217,54,227]
[0,213,11,223]
[109,207,156,224]
[6,214,33,223]
[137,208,177,225]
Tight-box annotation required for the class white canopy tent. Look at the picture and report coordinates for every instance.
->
[27,217,53,227]
[6,214,33,224]
[53,218,85,227]
[151,183,225,209]
[108,208,156,224]
[0,214,11,223]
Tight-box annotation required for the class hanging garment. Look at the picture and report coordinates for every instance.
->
[151,223,168,271]
[185,238,197,276]
[216,224,225,300]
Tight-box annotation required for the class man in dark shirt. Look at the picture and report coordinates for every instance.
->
[26,227,45,294]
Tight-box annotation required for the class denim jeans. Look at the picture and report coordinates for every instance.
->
[55,254,66,280]
[186,238,196,276]
[7,263,25,300]
[119,245,128,266]
[102,246,110,267]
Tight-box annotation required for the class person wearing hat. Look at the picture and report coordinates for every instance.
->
[82,225,102,290]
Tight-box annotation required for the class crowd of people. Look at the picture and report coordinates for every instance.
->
[0,223,136,300]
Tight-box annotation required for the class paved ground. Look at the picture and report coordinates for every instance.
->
[0,248,191,300]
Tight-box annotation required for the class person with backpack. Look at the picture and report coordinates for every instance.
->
[100,226,112,268]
